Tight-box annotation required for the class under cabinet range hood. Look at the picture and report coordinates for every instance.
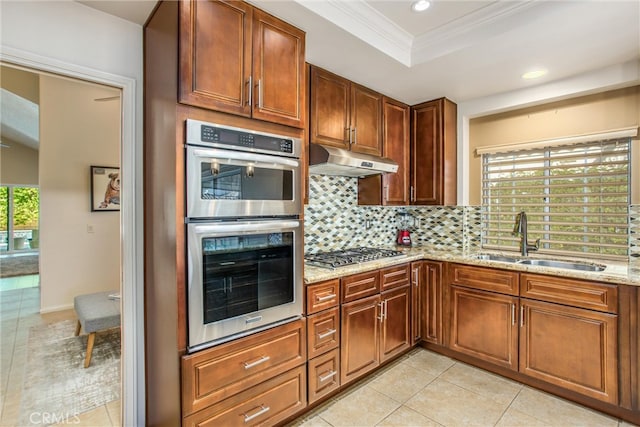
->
[308,143,398,177]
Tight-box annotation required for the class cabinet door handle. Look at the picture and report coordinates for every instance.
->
[257,79,263,109]
[244,405,270,423]
[384,185,389,202]
[377,301,384,321]
[520,305,525,327]
[410,186,415,202]
[243,355,270,369]
[412,269,419,286]
[316,293,336,302]
[246,76,252,107]
[318,328,336,339]
[353,127,357,145]
[319,370,337,383]
[511,304,516,325]
[382,300,387,320]
[347,127,352,144]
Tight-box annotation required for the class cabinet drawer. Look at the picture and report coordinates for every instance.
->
[307,307,340,359]
[308,348,340,404]
[449,263,519,296]
[307,279,340,315]
[342,270,380,303]
[520,273,618,313]
[182,319,306,415]
[183,365,307,427]
[380,263,410,291]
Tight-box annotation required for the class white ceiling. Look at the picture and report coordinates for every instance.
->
[78,0,640,105]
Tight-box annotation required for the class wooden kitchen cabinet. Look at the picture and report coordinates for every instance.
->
[310,66,383,156]
[358,97,410,205]
[179,0,305,128]
[181,319,306,416]
[519,298,618,404]
[449,285,519,371]
[340,293,381,385]
[422,261,444,345]
[340,264,412,385]
[410,97,457,205]
[380,284,411,362]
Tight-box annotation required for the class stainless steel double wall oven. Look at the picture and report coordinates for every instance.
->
[185,119,303,352]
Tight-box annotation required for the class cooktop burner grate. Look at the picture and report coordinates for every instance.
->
[304,247,405,269]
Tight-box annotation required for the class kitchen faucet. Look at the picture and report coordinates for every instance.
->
[512,211,540,256]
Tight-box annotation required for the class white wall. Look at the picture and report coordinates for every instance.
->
[1,2,145,425]
[0,137,38,185]
[39,75,121,311]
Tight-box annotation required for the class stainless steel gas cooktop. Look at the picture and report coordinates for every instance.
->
[304,247,405,269]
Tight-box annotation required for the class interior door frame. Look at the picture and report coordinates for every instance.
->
[0,46,144,425]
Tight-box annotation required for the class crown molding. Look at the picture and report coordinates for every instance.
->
[295,0,413,66]
[295,0,542,68]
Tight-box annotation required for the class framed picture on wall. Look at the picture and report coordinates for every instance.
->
[91,166,120,212]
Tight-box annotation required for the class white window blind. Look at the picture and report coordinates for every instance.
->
[481,138,630,260]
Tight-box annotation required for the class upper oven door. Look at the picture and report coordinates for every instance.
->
[186,145,301,219]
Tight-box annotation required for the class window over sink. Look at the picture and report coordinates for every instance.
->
[480,137,630,260]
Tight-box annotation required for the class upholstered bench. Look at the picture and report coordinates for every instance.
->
[73,290,121,368]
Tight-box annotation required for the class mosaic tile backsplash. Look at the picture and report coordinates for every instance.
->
[304,175,473,253]
[305,176,639,266]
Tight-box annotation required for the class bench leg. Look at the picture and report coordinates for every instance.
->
[75,320,81,336]
[84,332,96,368]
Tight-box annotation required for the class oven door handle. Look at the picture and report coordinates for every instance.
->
[191,220,300,236]
[190,146,299,169]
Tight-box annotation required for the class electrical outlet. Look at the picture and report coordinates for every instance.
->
[87,224,95,234]
[365,219,371,229]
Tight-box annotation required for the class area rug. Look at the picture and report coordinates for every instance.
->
[0,254,39,277]
[19,320,120,426]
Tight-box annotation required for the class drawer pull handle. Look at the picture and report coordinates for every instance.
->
[316,293,336,302]
[319,370,337,383]
[244,405,270,423]
[318,328,336,339]
[243,355,270,369]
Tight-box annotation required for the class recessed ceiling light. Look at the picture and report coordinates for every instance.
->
[522,69,548,80]
[412,0,431,12]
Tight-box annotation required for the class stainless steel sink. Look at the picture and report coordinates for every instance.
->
[474,254,520,263]
[517,259,606,272]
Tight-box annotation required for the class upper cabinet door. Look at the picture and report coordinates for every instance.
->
[382,97,409,205]
[310,67,350,149]
[251,9,306,128]
[350,84,383,156]
[179,0,252,117]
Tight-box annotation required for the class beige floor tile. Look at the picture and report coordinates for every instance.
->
[319,385,401,427]
[403,350,455,377]
[292,415,333,427]
[405,378,508,426]
[368,361,437,403]
[439,362,522,405]
[106,399,121,426]
[376,406,442,427]
[495,407,551,427]
[510,387,618,427]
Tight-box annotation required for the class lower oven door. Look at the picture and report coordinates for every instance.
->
[187,219,303,352]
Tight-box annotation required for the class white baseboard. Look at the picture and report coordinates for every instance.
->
[40,304,74,314]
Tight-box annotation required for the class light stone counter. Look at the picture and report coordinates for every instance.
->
[304,246,639,287]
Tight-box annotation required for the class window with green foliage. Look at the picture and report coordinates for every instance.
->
[481,138,630,260]
[0,185,40,252]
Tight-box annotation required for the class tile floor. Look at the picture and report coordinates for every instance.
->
[289,348,636,427]
[0,282,121,427]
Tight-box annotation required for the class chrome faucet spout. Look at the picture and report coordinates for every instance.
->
[512,211,539,256]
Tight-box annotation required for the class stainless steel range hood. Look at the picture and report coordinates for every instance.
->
[308,143,398,177]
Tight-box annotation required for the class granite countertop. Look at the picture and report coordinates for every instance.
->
[304,246,639,287]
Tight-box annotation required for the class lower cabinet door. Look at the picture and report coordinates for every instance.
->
[183,366,307,427]
[449,286,519,370]
[308,348,340,404]
[519,298,618,404]
[341,294,380,385]
[380,285,411,362]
